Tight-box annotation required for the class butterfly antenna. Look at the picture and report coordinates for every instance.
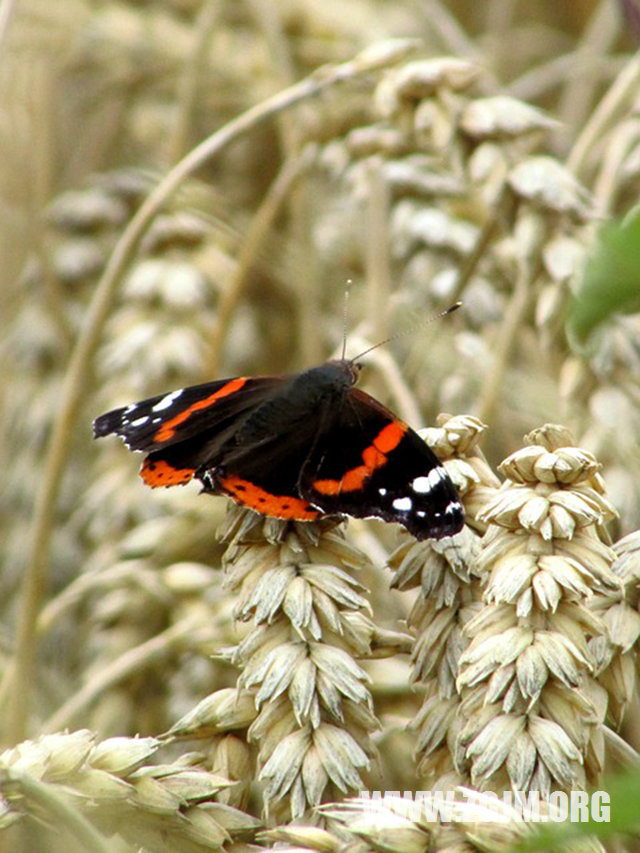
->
[341,279,353,360]
[350,301,462,363]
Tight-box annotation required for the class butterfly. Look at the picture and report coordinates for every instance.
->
[93,358,464,540]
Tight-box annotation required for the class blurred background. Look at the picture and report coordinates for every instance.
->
[1,0,640,781]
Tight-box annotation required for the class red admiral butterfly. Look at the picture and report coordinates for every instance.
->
[93,359,464,540]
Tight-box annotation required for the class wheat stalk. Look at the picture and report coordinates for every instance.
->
[0,730,259,852]
[388,415,499,787]
[214,508,383,822]
[457,425,621,793]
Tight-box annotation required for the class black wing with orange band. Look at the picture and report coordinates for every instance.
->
[300,388,463,539]
[93,376,284,451]
[93,376,284,487]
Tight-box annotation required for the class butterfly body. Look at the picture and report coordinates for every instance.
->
[94,359,464,540]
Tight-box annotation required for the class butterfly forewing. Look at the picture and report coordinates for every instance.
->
[301,388,464,540]
[93,376,282,452]
[93,376,285,489]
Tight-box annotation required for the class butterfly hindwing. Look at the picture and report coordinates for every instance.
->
[202,430,323,520]
[198,366,350,520]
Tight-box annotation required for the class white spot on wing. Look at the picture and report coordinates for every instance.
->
[130,416,149,427]
[378,487,387,496]
[412,468,446,493]
[392,497,413,512]
[412,476,430,493]
[152,389,183,412]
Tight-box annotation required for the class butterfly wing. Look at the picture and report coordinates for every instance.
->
[202,425,323,520]
[94,363,465,537]
[300,388,464,539]
[93,376,285,451]
[93,376,285,488]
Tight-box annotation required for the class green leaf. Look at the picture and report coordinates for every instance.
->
[513,767,640,852]
[567,212,640,347]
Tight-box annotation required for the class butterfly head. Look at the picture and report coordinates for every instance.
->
[326,358,362,388]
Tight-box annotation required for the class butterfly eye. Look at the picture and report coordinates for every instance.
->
[350,362,364,384]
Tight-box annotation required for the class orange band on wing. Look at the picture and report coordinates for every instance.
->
[312,421,407,496]
[141,458,196,487]
[154,377,248,443]
[220,474,320,520]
